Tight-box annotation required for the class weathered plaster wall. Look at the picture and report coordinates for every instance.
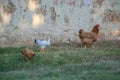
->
[0,0,120,47]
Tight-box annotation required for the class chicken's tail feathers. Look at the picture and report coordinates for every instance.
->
[91,24,100,34]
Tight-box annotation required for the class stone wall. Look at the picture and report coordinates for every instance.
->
[0,0,120,47]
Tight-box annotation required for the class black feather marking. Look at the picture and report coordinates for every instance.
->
[34,39,37,44]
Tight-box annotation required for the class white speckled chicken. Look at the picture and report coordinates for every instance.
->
[34,36,50,52]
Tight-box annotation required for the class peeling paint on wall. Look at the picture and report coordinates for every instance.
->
[93,0,104,7]
[113,28,120,36]
[32,13,44,28]
[4,0,16,14]
[64,14,69,24]
[50,7,56,22]
[40,5,47,15]
[103,9,120,24]
[84,0,91,6]
[27,0,38,11]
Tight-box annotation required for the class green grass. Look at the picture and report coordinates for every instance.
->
[0,41,120,80]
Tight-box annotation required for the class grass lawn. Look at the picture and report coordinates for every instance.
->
[0,41,120,80]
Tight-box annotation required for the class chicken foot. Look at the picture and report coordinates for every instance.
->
[40,48,46,53]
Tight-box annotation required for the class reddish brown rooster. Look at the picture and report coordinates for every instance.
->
[79,24,100,48]
[21,48,35,62]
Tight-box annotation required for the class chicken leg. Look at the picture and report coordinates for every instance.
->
[40,48,46,53]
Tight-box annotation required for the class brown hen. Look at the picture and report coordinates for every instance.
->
[21,48,35,62]
[79,24,100,48]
